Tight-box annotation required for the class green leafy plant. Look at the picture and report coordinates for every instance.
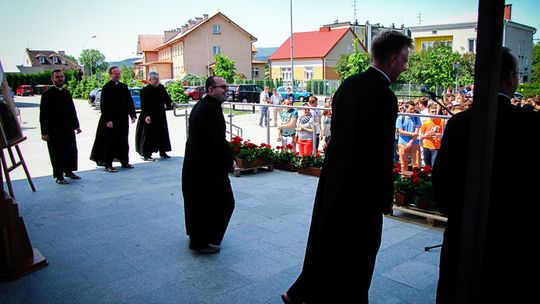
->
[166,81,187,104]
[297,153,324,168]
[213,54,236,84]
[229,136,274,164]
[274,144,298,164]
[394,164,435,209]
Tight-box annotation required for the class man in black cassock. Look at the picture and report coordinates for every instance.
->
[282,32,412,304]
[40,69,81,184]
[182,76,234,255]
[90,66,136,172]
[433,48,540,304]
[135,71,175,161]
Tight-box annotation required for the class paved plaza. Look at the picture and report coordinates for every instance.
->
[0,96,443,303]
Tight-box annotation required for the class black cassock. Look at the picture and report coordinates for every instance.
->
[433,96,540,304]
[90,81,136,167]
[135,84,172,156]
[181,95,234,245]
[39,86,80,179]
[287,67,397,303]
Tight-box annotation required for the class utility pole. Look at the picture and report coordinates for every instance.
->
[290,0,294,88]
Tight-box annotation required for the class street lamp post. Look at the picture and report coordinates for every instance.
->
[289,0,294,88]
[81,35,96,75]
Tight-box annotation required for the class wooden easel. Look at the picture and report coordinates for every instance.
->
[0,60,47,281]
[0,136,36,199]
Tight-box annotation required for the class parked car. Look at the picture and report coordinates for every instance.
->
[94,87,141,111]
[227,84,264,103]
[184,86,205,101]
[130,88,141,109]
[88,88,101,106]
[15,85,34,96]
[276,86,312,102]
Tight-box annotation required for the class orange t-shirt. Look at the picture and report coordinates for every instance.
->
[420,119,445,149]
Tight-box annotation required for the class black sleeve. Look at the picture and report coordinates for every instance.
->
[100,85,112,122]
[39,92,52,135]
[161,85,174,110]
[140,88,149,117]
[67,91,80,129]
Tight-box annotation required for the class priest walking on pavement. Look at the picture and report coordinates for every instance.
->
[135,71,175,161]
[90,66,137,172]
[40,69,82,184]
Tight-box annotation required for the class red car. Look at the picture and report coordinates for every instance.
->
[16,85,34,96]
[184,86,205,101]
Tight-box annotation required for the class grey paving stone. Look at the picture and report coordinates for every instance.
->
[4,96,443,303]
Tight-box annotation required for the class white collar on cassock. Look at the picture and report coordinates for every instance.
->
[371,66,391,83]
[497,92,511,100]
[54,85,63,91]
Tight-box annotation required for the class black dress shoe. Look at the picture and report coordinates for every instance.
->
[160,153,171,159]
[189,243,220,254]
[142,156,155,161]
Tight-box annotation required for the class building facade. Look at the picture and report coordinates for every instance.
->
[269,27,359,83]
[137,12,257,81]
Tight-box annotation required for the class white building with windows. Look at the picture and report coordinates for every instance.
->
[409,6,536,82]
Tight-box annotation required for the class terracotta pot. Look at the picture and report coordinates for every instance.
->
[235,158,252,168]
[274,162,297,172]
[298,167,321,177]
[394,192,410,206]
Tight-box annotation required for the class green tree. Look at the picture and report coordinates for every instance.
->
[213,54,236,83]
[400,43,462,90]
[63,54,79,64]
[335,39,370,80]
[79,49,107,75]
[531,42,540,82]
[166,81,187,104]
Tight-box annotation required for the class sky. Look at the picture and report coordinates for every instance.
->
[1,0,538,65]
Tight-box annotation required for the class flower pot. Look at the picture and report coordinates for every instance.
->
[394,192,410,206]
[298,167,321,177]
[274,162,297,172]
[235,158,253,168]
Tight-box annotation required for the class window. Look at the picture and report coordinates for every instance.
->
[212,24,221,34]
[281,67,292,81]
[39,56,46,64]
[213,46,222,56]
[468,39,476,53]
[52,56,59,64]
[421,40,452,51]
[252,67,259,77]
[304,67,313,80]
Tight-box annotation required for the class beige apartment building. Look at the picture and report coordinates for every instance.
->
[136,12,257,81]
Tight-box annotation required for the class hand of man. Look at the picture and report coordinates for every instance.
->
[106,121,113,128]
[131,117,136,124]
[171,102,177,108]
[405,141,413,149]
[75,128,82,134]
[41,134,49,141]
[145,116,151,124]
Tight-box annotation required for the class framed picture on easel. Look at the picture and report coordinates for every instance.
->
[0,61,24,149]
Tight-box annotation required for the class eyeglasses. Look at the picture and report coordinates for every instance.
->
[212,85,229,89]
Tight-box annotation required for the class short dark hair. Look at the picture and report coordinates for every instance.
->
[51,69,63,75]
[108,66,119,74]
[205,76,217,91]
[370,31,413,64]
[500,47,517,81]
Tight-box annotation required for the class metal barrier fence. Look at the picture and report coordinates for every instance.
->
[173,102,452,158]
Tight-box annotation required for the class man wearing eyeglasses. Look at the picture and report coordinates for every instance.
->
[182,76,234,254]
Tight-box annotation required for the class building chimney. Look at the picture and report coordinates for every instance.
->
[58,50,66,56]
[319,27,331,32]
[195,17,203,23]
[203,14,209,20]
[504,4,512,21]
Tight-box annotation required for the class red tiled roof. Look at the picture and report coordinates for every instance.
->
[269,27,351,60]
[137,34,164,53]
